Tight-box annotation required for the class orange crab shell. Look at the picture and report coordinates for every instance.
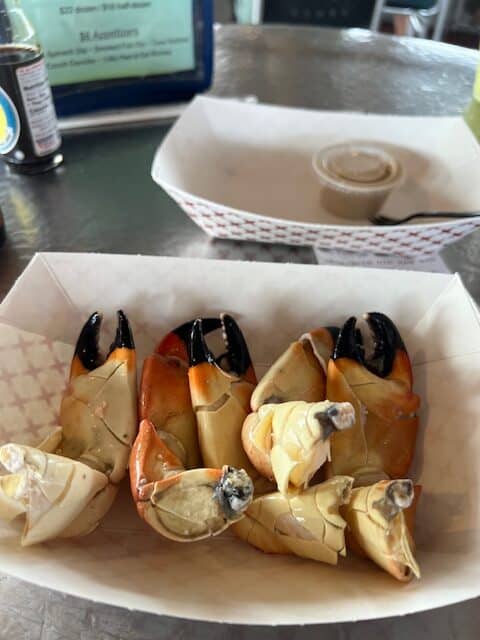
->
[250,327,337,412]
[139,351,201,469]
[326,356,420,481]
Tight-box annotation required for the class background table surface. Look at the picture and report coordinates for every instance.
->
[0,24,478,639]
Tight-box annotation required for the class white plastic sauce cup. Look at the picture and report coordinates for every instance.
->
[312,143,404,220]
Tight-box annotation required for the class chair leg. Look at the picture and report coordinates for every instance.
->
[251,0,264,24]
[412,13,429,38]
[432,0,451,41]
[370,0,387,31]
[407,14,422,37]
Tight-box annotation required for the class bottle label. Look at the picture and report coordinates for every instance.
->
[0,88,20,154]
[16,56,61,157]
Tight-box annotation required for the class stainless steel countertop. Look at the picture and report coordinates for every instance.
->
[0,24,478,638]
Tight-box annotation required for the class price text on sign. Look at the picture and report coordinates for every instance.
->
[7,0,195,86]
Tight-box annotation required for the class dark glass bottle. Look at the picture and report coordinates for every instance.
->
[0,0,63,174]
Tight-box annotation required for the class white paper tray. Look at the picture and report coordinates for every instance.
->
[152,97,480,257]
[0,253,479,625]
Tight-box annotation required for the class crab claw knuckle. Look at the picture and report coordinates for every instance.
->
[243,400,355,495]
[343,480,420,581]
[215,466,254,520]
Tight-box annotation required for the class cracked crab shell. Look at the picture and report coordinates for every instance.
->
[233,476,353,565]
[326,358,420,484]
[0,444,108,546]
[342,480,420,582]
[189,361,257,473]
[242,401,355,494]
[250,328,336,411]
[140,345,201,470]
[58,348,137,484]
[130,420,254,542]
[140,467,244,542]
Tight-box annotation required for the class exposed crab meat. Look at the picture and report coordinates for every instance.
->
[0,443,108,546]
[342,479,421,581]
[188,315,274,495]
[233,476,353,565]
[326,313,420,485]
[139,318,222,469]
[130,419,253,541]
[242,400,355,494]
[250,327,338,411]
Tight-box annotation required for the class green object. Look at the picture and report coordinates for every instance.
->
[7,0,195,86]
[465,62,480,141]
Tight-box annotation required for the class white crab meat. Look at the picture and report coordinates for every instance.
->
[242,400,355,494]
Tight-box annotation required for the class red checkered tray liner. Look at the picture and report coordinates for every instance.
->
[166,186,480,257]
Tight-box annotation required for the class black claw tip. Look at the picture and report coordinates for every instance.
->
[326,326,340,344]
[75,312,103,371]
[365,312,405,377]
[333,317,364,363]
[109,310,134,354]
[189,319,216,367]
[173,317,222,350]
[221,313,253,376]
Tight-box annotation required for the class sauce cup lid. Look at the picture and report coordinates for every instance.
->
[312,143,404,193]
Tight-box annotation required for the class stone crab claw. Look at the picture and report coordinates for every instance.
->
[250,327,339,411]
[0,311,137,544]
[139,318,222,470]
[326,313,420,485]
[233,476,354,565]
[188,315,274,494]
[242,400,355,494]
[342,479,421,582]
[59,310,137,481]
[130,419,253,541]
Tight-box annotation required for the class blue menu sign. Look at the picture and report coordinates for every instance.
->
[7,0,213,115]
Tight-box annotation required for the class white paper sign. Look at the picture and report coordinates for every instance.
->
[314,247,451,273]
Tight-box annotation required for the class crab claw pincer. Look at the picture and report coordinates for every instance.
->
[326,313,420,485]
[139,318,221,469]
[188,315,273,494]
